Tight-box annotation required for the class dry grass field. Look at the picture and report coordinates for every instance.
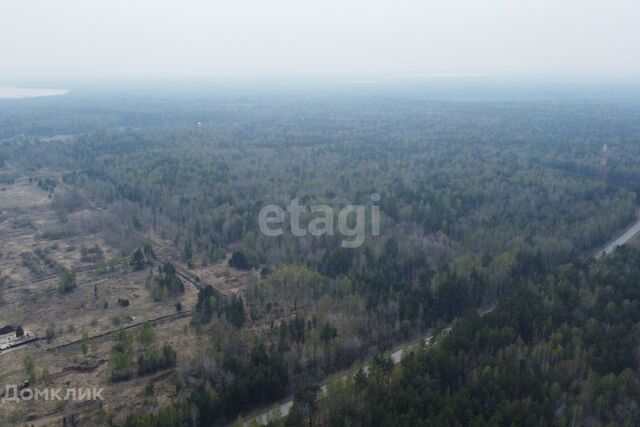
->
[0,170,250,426]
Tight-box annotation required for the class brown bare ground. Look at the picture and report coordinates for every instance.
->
[0,173,247,426]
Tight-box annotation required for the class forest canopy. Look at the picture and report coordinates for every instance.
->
[2,93,640,426]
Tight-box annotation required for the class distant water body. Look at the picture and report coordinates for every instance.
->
[0,87,68,99]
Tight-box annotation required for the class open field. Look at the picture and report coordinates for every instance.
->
[0,171,249,426]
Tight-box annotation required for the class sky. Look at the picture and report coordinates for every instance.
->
[1,0,639,83]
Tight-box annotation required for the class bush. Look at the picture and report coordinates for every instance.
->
[137,344,177,376]
[228,251,251,270]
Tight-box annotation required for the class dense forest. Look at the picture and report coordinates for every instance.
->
[2,94,640,425]
[311,246,640,427]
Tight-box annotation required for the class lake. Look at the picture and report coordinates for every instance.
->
[0,86,68,99]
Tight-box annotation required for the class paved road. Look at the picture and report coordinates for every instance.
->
[244,309,490,426]
[243,216,640,426]
[596,218,640,258]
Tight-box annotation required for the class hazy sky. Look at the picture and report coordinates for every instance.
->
[2,0,639,82]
